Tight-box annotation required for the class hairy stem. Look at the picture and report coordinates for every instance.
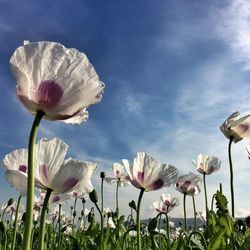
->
[22,111,44,250]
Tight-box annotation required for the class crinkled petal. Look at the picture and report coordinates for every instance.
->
[5,170,27,196]
[2,149,28,171]
[34,138,68,189]
[10,41,104,121]
[62,109,89,125]
[51,158,96,194]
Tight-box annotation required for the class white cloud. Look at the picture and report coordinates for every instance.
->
[216,0,250,69]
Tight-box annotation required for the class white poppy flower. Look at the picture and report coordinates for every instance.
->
[152,201,167,213]
[104,162,131,187]
[10,41,104,124]
[160,193,180,212]
[175,172,201,196]
[220,111,250,143]
[70,190,89,199]
[34,138,97,194]
[48,193,71,205]
[193,153,221,175]
[122,152,178,191]
[2,138,97,195]
[2,149,28,196]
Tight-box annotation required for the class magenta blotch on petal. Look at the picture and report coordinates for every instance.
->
[61,177,79,193]
[236,124,248,134]
[19,165,27,173]
[150,178,164,190]
[42,164,48,180]
[137,171,145,183]
[51,196,60,203]
[36,80,63,109]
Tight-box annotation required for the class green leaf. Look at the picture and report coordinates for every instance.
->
[215,191,228,214]
[208,228,225,250]
[239,236,250,250]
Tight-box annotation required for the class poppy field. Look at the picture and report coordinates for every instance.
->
[1,41,250,250]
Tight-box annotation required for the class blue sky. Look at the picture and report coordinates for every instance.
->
[1,0,250,219]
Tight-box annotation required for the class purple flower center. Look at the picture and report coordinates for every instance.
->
[150,178,164,190]
[19,165,27,173]
[42,164,48,180]
[236,123,248,134]
[51,196,60,203]
[164,200,171,207]
[137,171,144,183]
[61,177,79,193]
[36,80,63,109]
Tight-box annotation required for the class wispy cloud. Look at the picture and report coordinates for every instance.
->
[216,0,250,70]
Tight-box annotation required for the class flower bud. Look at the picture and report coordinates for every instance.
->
[22,212,26,222]
[61,225,67,233]
[0,221,7,234]
[100,172,106,179]
[89,190,98,203]
[7,198,14,207]
[88,208,95,223]
[148,217,158,232]
[73,211,77,217]
[129,200,137,211]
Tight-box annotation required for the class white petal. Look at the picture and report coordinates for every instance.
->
[34,138,68,189]
[112,162,125,178]
[51,158,96,193]
[122,159,133,179]
[5,170,27,196]
[2,149,28,171]
[62,109,89,125]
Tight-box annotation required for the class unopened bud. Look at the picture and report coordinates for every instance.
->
[88,208,95,223]
[100,172,106,179]
[0,221,7,233]
[89,190,98,203]
[148,217,158,232]
[22,212,26,222]
[7,198,14,207]
[73,211,77,217]
[129,200,136,210]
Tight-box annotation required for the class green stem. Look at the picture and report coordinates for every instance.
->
[58,204,62,247]
[82,199,86,232]
[188,231,207,248]
[22,111,44,250]
[192,196,197,231]
[101,178,104,215]
[183,194,187,231]
[38,188,52,250]
[228,137,235,217]
[11,196,21,250]
[165,213,170,242]
[203,173,208,225]
[116,179,120,219]
[211,194,216,211]
[94,203,104,250]
[136,188,145,250]
[72,197,77,231]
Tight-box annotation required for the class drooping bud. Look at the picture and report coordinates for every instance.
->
[7,198,14,207]
[148,217,158,232]
[89,190,98,203]
[129,200,137,211]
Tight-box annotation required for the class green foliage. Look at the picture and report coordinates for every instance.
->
[4,189,250,249]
